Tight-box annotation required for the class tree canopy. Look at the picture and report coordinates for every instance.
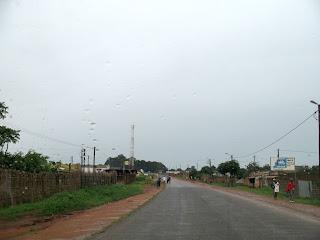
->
[0,150,58,173]
[0,102,20,153]
[199,165,216,175]
[105,154,168,172]
[217,160,240,177]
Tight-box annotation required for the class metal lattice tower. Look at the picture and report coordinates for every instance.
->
[129,125,135,168]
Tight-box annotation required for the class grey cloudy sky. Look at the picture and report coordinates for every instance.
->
[1,0,319,169]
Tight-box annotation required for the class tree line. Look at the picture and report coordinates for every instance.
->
[105,154,168,172]
[187,159,319,179]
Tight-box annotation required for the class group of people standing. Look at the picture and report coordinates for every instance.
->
[271,178,295,202]
[157,175,171,187]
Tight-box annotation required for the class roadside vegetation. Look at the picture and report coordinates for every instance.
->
[0,175,154,221]
[0,102,61,173]
[199,180,320,206]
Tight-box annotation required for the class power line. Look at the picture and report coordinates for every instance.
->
[234,111,318,159]
[280,150,319,154]
[0,120,93,149]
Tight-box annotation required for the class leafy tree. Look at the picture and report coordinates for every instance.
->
[310,165,319,174]
[0,102,8,119]
[224,160,240,177]
[261,164,270,171]
[189,166,198,178]
[22,150,51,173]
[217,162,228,175]
[299,165,311,173]
[218,160,240,177]
[0,150,54,173]
[104,154,168,172]
[245,161,261,176]
[0,102,20,153]
[105,154,127,168]
[200,166,216,175]
[237,168,247,179]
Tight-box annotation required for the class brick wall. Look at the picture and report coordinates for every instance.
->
[276,173,320,198]
[0,169,117,208]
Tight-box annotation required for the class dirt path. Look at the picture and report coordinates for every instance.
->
[185,179,320,219]
[0,185,163,240]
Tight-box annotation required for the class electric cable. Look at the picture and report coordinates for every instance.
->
[234,111,318,159]
[279,150,318,154]
[0,120,93,149]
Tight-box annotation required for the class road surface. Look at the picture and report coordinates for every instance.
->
[92,179,320,240]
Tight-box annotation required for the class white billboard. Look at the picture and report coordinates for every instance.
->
[270,157,295,171]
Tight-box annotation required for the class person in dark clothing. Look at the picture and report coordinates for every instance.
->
[157,177,161,188]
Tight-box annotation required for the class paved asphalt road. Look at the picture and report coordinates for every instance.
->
[92,179,320,240]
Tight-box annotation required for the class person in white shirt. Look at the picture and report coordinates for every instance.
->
[273,178,280,200]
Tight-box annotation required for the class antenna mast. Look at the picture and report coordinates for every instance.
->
[129,125,135,169]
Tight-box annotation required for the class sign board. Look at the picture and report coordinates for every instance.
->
[270,157,295,171]
[125,161,129,166]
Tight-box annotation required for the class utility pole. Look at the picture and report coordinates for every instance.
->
[196,163,198,171]
[129,125,135,170]
[71,156,73,165]
[93,147,96,173]
[88,155,90,173]
[207,158,212,167]
[83,148,86,172]
[253,155,256,173]
[277,149,279,158]
[318,106,320,177]
[80,148,83,171]
[225,153,233,160]
[310,100,320,177]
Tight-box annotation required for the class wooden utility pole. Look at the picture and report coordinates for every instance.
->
[88,155,90,173]
[83,148,86,171]
[310,101,320,177]
[93,147,96,173]
[317,105,320,177]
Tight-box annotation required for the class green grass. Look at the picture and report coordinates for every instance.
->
[0,177,151,221]
[199,180,320,206]
[233,186,320,206]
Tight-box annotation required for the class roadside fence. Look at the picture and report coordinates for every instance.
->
[0,169,117,208]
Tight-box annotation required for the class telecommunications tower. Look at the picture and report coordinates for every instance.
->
[129,125,135,169]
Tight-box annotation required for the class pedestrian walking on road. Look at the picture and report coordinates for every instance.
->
[163,176,166,184]
[157,177,161,188]
[273,178,280,200]
[286,178,295,203]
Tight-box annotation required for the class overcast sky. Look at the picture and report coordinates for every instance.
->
[1,0,319,169]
